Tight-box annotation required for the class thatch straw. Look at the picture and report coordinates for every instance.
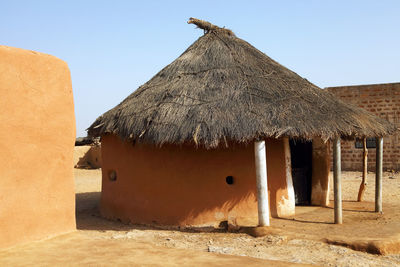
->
[187,17,234,36]
[88,18,396,148]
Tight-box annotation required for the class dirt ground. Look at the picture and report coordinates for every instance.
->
[1,167,399,266]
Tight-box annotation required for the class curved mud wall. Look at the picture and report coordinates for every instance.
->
[74,144,102,169]
[100,134,294,227]
[0,46,76,249]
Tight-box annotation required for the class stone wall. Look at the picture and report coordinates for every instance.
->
[327,83,400,171]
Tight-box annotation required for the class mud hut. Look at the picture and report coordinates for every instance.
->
[88,18,395,227]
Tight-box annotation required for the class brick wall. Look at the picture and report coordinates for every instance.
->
[326,83,400,171]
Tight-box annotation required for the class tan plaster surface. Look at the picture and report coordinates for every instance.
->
[74,145,102,169]
[0,46,76,249]
[100,134,259,226]
[311,138,330,206]
[100,135,293,226]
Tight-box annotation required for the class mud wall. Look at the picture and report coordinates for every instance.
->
[267,138,295,218]
[0,46,76,249]
[311,138,330,206]
[74,144,102,169]
[100,134,294,227]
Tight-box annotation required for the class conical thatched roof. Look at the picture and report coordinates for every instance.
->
[88,18,396,148]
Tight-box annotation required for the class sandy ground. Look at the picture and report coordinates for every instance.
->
[1,167,399,266]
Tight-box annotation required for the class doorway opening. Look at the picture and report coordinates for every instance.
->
[290,139,312,205]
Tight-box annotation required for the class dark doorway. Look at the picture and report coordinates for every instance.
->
[290,139,312,205]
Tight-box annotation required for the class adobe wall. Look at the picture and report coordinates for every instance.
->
[0,46,76,249]
[311,138,330,206]
[327,83,400,171]
[74,144,102,169]
[100,134,294,227]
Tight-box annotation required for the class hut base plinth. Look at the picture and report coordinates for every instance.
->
[242,226,282,237]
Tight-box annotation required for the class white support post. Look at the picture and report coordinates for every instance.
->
[375,137,383,213]
[283,137,295,216]
[254,140,270,226]
[333,138,342,224]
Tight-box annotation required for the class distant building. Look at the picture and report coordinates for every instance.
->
[327,83,400,171]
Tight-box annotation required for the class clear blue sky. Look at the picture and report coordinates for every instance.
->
[2,1,399,137]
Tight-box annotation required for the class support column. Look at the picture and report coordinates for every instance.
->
[283,137,295,217]
[375,137,383,213]
[254,140,270,226]
[333,138,342,224]
[357,138,368,202]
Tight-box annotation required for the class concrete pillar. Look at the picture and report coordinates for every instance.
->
[254,140,270,226]
[283,137,295,216]
[333,138,342,224]
[375,137,383,212]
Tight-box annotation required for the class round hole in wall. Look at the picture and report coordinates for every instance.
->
[226,176,234,185]
[108,170,117,182]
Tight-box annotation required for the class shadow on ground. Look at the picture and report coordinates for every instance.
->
[75,192,131,232]
[75,192,229,233]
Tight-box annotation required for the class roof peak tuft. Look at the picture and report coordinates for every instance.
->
[188,17,235,36]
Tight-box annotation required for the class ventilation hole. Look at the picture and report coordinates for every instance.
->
[226,176,234,185]
[108,170,117,181]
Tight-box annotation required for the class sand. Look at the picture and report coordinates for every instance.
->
[0,167,399,266]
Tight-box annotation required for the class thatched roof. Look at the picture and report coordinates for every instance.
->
[88,18,396,148]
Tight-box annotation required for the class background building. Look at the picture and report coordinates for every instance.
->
[327,83,400,171]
